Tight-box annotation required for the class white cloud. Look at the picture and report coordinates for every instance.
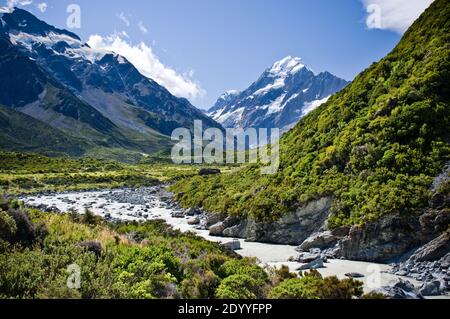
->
[138,21,148,34]
[6,0,33,8]
[362,0,434,34]
[87,34,205,101]
[117,12,130,27]
[36,2,46,12]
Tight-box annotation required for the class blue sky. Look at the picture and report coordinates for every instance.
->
[4,0,434,109]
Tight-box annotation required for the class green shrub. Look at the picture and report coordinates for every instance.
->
[215,274,260,299]
[218,258,269,286]
[180,271,219,299]
[270,265,298,286]
[81,209,102,226]
[0,210,17,250]
[269,270,363,299]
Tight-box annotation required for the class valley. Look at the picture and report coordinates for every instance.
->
[0,0,449,301]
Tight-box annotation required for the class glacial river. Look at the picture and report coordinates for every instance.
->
[21,187,421,294]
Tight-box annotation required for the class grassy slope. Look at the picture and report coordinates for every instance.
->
[171,0,450,227]
[0,152,240,195]
[0,152,200,194]
[0,105,89,156]
[0,102,173,163]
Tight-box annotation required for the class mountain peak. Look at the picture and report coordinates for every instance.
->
[0,7,80,40]
[209,56,348,131]
[268,56,305,76]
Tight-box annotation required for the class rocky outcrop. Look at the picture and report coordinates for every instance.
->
[333,162,450,263]
[419,209,450,237]
[390,235,450,294]
[336,214,423,262]
[207,197,333,245]
[408,232,450,262]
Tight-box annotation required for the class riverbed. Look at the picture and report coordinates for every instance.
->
[21,186,422,294]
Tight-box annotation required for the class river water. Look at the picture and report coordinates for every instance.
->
[21,186,421,293]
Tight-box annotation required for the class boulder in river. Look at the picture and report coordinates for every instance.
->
[297,231,339,251]
[296,252,321,263]
[188,217,201,225]
[345,272,365,279]
[222,240,241,251]
[171,211,185,219]
[205,197,334,245]
[374,279,423,299]
[209,222,225,236]
[297,257,325,270]
[185,207,201,216]
[441,253,450,269]
[419,280,443,296]
[206,213,224,227]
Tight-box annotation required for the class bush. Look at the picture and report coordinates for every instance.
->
[269,270,363,299]
[218,258,269,287]
[180,271,219,299]
[361,291,387,299]
[7,208,37,246]
[0,210,17,249]
[81,209,102,226]
[215,274,260,299]
[270,265,298,286]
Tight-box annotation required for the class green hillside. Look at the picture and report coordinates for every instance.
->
[171,0,450,227]
[0,105,88,157]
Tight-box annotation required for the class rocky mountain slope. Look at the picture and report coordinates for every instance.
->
[208,56,348,131]
[172,0,450,265]
[0,8,221,159]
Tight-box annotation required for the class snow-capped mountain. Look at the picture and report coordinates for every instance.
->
[0,8,221,157]
[208,56,349,131]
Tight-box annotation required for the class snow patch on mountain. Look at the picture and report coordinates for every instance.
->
[266,94,286,115]
[301,96,330,116]
[254,78,285,96]
[215,107,245,127]
[9,31,108,63]
[0,7,13,14]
